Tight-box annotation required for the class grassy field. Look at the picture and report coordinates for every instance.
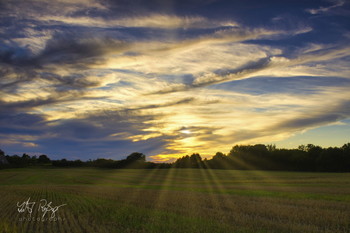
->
[0,168,349,233]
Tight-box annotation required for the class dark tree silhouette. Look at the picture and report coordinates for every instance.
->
[22,153,31,163]
[0,149,9,165]
[38,154,51,164]
[190,153,202,168]
[126,152,146,162]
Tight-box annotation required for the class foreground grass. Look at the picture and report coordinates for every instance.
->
[0,168,349,233]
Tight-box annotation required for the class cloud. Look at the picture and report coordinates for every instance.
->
[0,88,107,115]
[38,14,238,29]
[0,112,45,129]
[0,102,179,159]
[37,106,184,159]
[0,35,130,67]
[144,41,350,96]
[220,101,350,147]
[1,0,107,19]
[0,134,40,148]
[306,0,345,15]
[124,97,196,111]
[149,56,273,94]
[1,0,237,30]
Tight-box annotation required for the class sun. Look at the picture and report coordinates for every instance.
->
[180,129,192,134]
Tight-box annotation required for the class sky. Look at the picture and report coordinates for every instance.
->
[1,0,350,162]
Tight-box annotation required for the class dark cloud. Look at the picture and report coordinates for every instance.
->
[0,66,34,91]
[36,135,175,160]
[0,112,45,127]
[0,112,47,139]
[0,91,105,113]
[33,108,177,159]
[278,114,341,130]
[0,32,131,100]
[0,44,33,66]
[275,101,350,131]
[0,34,129,67]
[51,120,110,140]
[220,100,350,144]
[0,106,178,160]
[37,35,127,66]
[40,72,102,90]
[127,97,195,111]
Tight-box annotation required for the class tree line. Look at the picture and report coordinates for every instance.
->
[0,150,170,169]
[173,143,350,172]
[1,143,350,172]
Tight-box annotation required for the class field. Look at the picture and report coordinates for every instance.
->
[0,168,349,233]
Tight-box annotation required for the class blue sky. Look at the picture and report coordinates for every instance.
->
[0,0,349,162]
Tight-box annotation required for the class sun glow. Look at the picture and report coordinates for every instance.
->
[180,130,192,134]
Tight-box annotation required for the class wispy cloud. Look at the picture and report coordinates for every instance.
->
[38,14,238,29]
[306,0,345,14]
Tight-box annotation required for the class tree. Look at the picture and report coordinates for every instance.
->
[38,154,51,164]
[0,149,9,165]
[126,152,146,162]
[190,153,202,168]
[267,144,276,152]
[307,145,323,161]
[31,155,38,164]
[342,143,350,152]
[298,145,307,152]
[22,153,31,164]
[209,152,228,169]
[174,155,190,168]
[5,155,24,167]
[213,152,226,160]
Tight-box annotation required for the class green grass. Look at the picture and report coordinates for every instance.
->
[0,168,350,233]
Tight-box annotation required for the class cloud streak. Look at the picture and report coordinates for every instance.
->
[307,0,345,15]
[38,14,238,29]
